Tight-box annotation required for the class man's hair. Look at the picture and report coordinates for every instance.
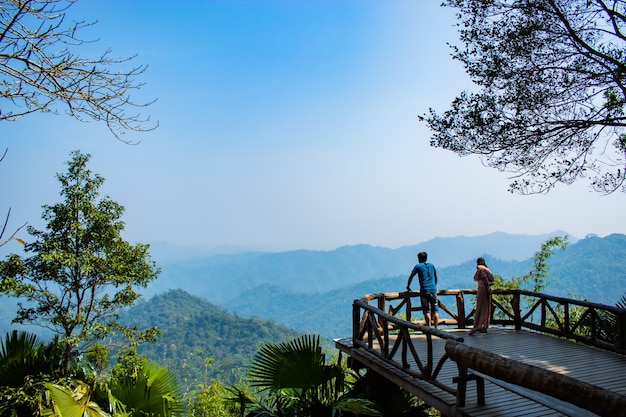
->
[417,252,428,263]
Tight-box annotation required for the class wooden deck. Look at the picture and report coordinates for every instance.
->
[335,326,626,417]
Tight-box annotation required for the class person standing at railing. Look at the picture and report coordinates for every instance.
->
[469,257,495,335]
[406,251,439,327]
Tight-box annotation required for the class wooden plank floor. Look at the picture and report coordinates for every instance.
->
[335,327,626,417]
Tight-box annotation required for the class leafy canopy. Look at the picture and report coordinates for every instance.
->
[421,0,626,194]
[0,151,160,372]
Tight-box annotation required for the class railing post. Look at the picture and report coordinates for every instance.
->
[406,293,412,322]
[352,301,360,343]
[591,307,597,342]
[455,363,468,407]
[456,291,466,329]
[383,315,389,358]
[564,302,570,334]
[425,333,433,378]
[619,310,626,351]
[378,296,386,330]
[512,291,521,330]
[401,329,408,368]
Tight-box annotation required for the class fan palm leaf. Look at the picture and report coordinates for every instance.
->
[110,357,185,417]
[249,334,337,391]
[0,330,44,387]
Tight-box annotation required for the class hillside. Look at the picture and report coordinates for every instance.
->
[120,289,302,385]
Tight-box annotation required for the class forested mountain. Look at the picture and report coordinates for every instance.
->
[120,289,302,386]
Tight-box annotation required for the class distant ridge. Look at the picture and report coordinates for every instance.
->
[146,231,574,304]
[224,234,626,339]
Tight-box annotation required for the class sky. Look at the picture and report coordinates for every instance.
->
[1,0,624,254]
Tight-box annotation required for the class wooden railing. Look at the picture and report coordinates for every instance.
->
[352,294,464,397]
[381,288,626,354]
[352,289,626,415]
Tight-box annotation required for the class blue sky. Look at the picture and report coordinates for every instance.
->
[1,0,624,253]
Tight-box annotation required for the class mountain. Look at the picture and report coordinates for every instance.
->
[223,234,626,339]
[120,289,302,385]
[145,231,572,304]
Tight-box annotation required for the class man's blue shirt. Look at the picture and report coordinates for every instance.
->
[410,262,437,294]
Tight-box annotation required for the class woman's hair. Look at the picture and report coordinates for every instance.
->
[476,257,487,266]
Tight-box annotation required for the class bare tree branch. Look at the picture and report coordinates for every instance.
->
[0,0,158,143]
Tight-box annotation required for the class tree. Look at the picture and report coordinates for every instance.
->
[188,379,240,417]
[0,0,156,142]
[491,235,569,322]
[518,235,569,293]
[0,151,160,373]
[420,0,626,194]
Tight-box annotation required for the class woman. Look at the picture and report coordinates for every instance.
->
[469,257,494,335]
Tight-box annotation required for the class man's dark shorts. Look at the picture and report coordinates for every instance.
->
[420,291,438,315]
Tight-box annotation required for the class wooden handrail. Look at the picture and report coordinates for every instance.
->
[352,297,463,395]
[354,289,626,354]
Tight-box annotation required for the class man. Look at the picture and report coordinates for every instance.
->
[406,251,439,327]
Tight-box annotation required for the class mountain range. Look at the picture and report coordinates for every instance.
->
[1,231,625,386]
[145,231,576,304]
[132,231,623,340]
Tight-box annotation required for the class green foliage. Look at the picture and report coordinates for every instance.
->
[45,381,110,417]
[513,235,570,293]
[0,151,160,372]
[0,330,87,416]
[187,379,241,417]
[249,335,339,391]
[0,330,186,417]
[0,330,50,416]
[346,370,427,417]
[109,350,186,417]
[234,335,382,417]
[492,235,569,320]
[121,289,302,387]
[421,0,626,194]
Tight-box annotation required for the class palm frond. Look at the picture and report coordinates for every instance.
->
[249,334,329,390]
[111,357,185,416]
[333,398,382,416]
[0,330,44,386]
[45,382,110,417]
